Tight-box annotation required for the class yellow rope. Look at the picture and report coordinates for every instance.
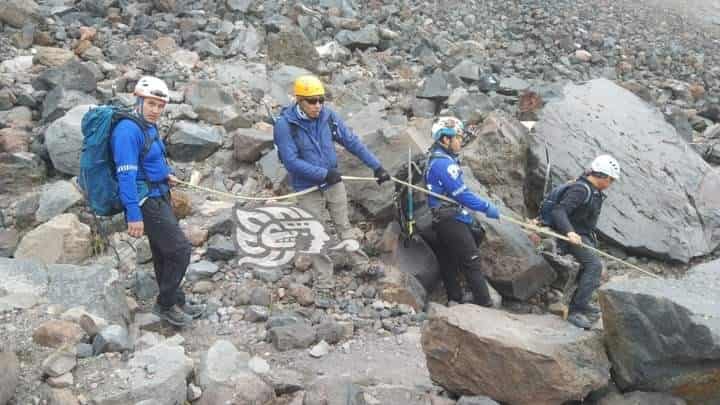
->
[176,174,660,279]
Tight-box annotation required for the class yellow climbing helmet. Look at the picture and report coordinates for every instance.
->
[294,75,325,97]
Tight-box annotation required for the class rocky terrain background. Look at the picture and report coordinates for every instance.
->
[1,0,720,404]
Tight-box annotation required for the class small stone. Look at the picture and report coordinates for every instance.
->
[250,287,271,306]
[187,383,202,401]
[244,305,269,323]
[46,372,74,388]
[42,350,76,377]
[187,260,219,281]
[193,280,215,294]
[75,343,93,359]
[309,340,330,358]
[289,284,314,306]
[248,356,270,374]
[294,254,313,272]
[575,50,592,63]
[92,325,130,354]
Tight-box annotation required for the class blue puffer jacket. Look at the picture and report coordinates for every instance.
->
[274,104,381,191]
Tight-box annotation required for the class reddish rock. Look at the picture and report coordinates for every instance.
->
[33,320,84,348]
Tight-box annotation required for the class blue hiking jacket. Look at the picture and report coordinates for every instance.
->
[111,119,171,222]
[425,146,492,224]
[274,104,381,191]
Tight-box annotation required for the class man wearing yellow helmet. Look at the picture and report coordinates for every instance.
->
[274,75,390,306]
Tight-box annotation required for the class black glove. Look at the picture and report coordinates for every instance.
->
[374,166,390,185]
[324,169,342,186]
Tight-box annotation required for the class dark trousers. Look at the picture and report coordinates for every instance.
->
[431,217,492,306]
[141,194,191,308]
[560,234,602,313]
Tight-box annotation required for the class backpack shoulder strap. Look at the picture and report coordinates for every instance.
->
[328,115,340,143]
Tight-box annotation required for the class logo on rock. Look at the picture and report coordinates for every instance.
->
[234,204,332,268]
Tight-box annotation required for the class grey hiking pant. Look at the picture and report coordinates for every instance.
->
[297,182,354,241]
[561,234,603,314]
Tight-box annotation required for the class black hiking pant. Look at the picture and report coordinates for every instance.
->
[430,217,492,306]
[559,234,602,314]
[141,194,191,308]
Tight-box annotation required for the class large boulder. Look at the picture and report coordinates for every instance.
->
[463,171,556,300]
[338,106,430,219]
[0,258,130,324]
[32,60,97,92]
[599,259,720,404]
[267,27,320,71]
[196,340,275,405]
[15,213,92,265]
[462,112,530,216]
[0,152,46,194]
[90,344,193,405]
[232,127,273,163]
[184,80,241,126]
[335,25,380,50]
[44,105,92,176]
[0,352,19,404]
[166,121,223,162]
[0,0,39,28]
[36,180,84,223]
[422,304,610,405]
[527,79,720,263]
[42,87,96,123]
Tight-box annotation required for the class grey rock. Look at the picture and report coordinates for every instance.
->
[267,27,320,71]
[267,368,304,395]
[244,305,270,322]
[665,109,693,142]
[450,60,481,82]
[185,80,239,126]
[422,305,610,404]
[309,340,330,358]
[14,193,39,230]
[42,350,76,377]
[194,39,224,58]
[226,22,261,58]
[206,207,234,237]
[497,76,531,96]
[418,70,452,99]
[457,396,500,405]
[44,105,92,176]
[0,152,46,195]
[33,60,97,92]
[249,286,271,306]
[91,344,193,405]
[76,343,94,358]
[597,391,687,405]
[315,320,344,344]
[36,180,84,223]
[196,340,275,405]
[478,75,499,93]
[133,271,159,301]
[528,79,720,262]
[448,92,495,124]
[232,128,273,163]
[411,98,436,118]
[42,87,97,123]
[258,150,288,190]
[226,0,253,12]
[335,25,380,50]
[253,268,281,283]
[0,229,19,258]
[599,259,720,403]
[269,323,317,351]
[206,234,237,261]
[269,65,313,106]
[15,213,92,265]
[186,261,219,281]
[215,62,268,92]
[248,355,270,374]
[0,352,20,405]
[0,0,39,28]
[93,324,131,354]
[265,312,305,329]
[0,259,131,325]
[167,121,223,162]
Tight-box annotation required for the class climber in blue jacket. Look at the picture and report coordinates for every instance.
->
[425,116,501,307]
[111,76,202,327]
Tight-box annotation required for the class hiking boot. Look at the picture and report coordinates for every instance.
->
[180,302,206,319]
[567,312,592,330]
[152,303,192,327]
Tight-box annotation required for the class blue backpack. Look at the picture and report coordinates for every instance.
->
[78,105,151,216]
[538,181,592,227]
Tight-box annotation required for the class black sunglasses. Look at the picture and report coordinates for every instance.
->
[303,97,325,105]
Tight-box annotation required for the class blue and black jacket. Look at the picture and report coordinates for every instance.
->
[111,119,171,222]
[425,146,494,224]
[273,104,381,191]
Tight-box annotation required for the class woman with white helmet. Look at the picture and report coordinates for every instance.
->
[111,76,203,327]
[550,154,620,330]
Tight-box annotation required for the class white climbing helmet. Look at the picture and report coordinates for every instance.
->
[431,116,465,141]
[134,76,170,103]
[590,154,621,180]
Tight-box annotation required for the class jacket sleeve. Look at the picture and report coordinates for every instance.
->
[111,121,144,222]
[274,117,328,184]
[331,113,381,170]
[435,160,491,213]
[551,184,590,234]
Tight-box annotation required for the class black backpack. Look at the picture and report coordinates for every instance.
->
[538,180,592,227]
